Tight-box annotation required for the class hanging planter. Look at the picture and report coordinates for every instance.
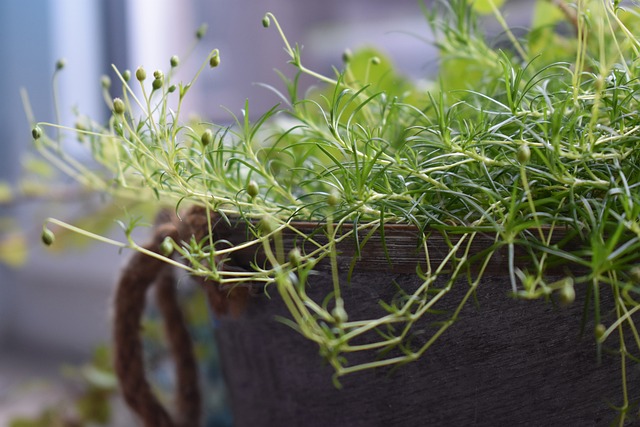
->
[29,1,640,425]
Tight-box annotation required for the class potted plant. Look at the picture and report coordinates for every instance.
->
[29,0,640,425]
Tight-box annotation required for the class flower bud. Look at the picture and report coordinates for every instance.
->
[101,75,111,89]
[31,126,42,140]
[247,180,259,198]
[136,66,146,82]
[332,305,348,324]
[517,143,531,164]
[152,77,163,91]
[342,49,352,63]
[209,53,220,68]
[557,279,575,307]
[288,248,302,267]
[41,226,55,246]
[160,236,174,256]
[201,129,214,147]
[594,323,607,341]
[122,70,131,82]
[153,70,164,80]
[170,55,180,68]
[371,56,381,65]
[168,84,176,93]
[55,58,66,71]
[113,97,125,115]
[262,15,270,28]
[327,190,340,207]
[196,23,207,40]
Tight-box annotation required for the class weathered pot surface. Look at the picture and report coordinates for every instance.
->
[199,216,635,427]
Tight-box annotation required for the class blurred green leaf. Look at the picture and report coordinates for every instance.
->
[347,48,413,99]
[0,181,13,204]
[0,232,27,267]
[75,388,111,424]
[80,365,117,390]
[90,344,113,372]
[619,7,640,33]
[183,288,211,323]
[439,56,489,93]
[9,410,68,427]
[531,0,564,30]
[471,0,504,14]
[22,154,56,179]
[527,26,575,66]
[18,179,49,198]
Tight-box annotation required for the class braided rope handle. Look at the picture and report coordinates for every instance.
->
[112,222,202,427]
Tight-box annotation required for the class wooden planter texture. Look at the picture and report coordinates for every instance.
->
[113,207,638,427]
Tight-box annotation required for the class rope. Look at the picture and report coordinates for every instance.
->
[112,206,255,426]
[156,266,201,427]
[113,221,201,427]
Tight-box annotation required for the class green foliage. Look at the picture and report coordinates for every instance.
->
[9,346,117,427]
[0,181,12,203]
[531,0,564,29]
[27,1,640,423]
[0,230,26,267]
[471,0,505,14]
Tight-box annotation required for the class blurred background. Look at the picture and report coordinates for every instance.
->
[0,0,530,425]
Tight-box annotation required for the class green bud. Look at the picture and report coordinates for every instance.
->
[41,226,55,246]
[201,129,214,147]
[247,180,259,198]
[517,143,531,164]
[122,70,131,82]
[196,23,208,40]
[331,305,348,324]
[327,190,340,207]
[557,279,575,307]
[160,236,174,256]
[101,75,111,89]
[170,55,180,68]
[288,248,302,267]
[342,49,352,63]
[371,56,381,65]
[153,70,163,80]
[136,66,146,82]
[113,97,125,115]
[55,58,66,71]
[262,15,270,28]
[594,323,607,341]
[168,84,176,93]
[152,77,163,90]
[31,126,42,140]
[209,53,220,68]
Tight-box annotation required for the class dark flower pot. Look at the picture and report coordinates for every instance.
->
[113,209,638,426]
[203,223,638,427]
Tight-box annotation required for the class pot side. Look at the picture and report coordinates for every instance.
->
[196,218,635,426]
